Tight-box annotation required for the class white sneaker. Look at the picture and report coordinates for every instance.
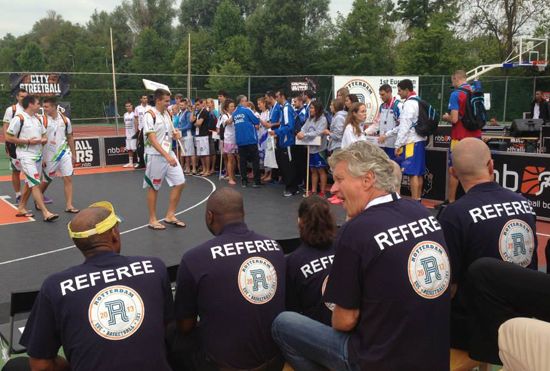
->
[133,163,140,168]
[123,163,133,168]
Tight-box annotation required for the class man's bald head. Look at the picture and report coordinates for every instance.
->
[70,206,119,254]
[205,188,245,235]
[451,138,492,182]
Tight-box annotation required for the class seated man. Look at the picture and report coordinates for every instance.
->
[438,138,538,351]
[18,202,173,371]
[172,188,285,370]
[272,141,451,370]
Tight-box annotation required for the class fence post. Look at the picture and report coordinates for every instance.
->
[439,75,445,116]
[247,76,251,99]
[503,76,509,123]
[533,76,537,98]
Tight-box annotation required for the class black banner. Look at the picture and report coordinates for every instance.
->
[10,73,70,97]
[104,137,130,165]
[492,152,550,219]
[288,76,319,94]
[433,126,452,148]
[74,138,100,168]
[400,148,447,201]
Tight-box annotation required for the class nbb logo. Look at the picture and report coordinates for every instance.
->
[494,164,550,196]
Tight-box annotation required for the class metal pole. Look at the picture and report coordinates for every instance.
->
[110,27,119,135]
[503,76,509,123]
[439,75,445,116]
[533,76,537,98]
[247,76,251,100]
[187,34,191,100]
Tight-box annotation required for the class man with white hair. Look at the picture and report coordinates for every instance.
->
[272,141,450,370]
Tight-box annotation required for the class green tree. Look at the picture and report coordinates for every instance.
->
[394,0,448,30]
[17,42,45,71]
[0,34,20,71]
[121,0,175,38]
[206,59,248,92]
[212,0,244,45]
[131,28,172,73]
[172,31,215,75]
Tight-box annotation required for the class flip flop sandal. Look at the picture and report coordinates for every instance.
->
[15,211,34,217]
[164,219,187,228]
[148,223,166,230]
[43,214,59,222]
[65,208,80,214]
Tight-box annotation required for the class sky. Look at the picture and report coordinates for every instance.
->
[0,0,354,38]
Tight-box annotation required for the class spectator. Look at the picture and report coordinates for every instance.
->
[297,100,328,197]
[286,196,336,325]
[123,100,138,168]
[344,93,359,111]
[191,98,211,176]
[176,99,196,174]
[134,94,152,169]
[530,90,550,122]
[341,102,366,149]
[324,98,346,153]
[217,90,229,110]
[303,90,315,121]
[206,98,219,176]
[257,97,272,183]
[221,99,238,185]
[336,87,349,101]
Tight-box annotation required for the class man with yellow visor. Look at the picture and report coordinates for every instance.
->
[18,201,174,371]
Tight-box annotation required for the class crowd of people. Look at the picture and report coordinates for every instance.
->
[1,71,546,371]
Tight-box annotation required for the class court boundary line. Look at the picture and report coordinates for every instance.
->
[0,176,216,266]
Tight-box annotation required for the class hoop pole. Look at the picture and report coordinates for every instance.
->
[110,27,119,135]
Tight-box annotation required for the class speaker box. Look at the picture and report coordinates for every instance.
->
[510,119,544,137]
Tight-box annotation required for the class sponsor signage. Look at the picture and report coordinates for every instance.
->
[334,76,419,123]
[104,136,129,165]
[10,73,70,97]
[433,126,452,148]
[74,138,100,168]
[400,148,447,201]
[288,76,319,94]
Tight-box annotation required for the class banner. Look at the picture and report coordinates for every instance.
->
[10,73,70,97]
[492,152,550,219]
[400,148,447,201]
[433,126,452,148]
[104,137,130,165]
[334,76,419,123]
[74,138,100,168]
[288,77,319,94]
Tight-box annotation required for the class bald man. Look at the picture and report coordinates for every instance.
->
[438,138,538,353]
[19,202,173,371]
[171,188,285,371]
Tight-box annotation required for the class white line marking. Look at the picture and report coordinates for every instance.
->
[0,176,216,266]
[0,195,36,222]
[538,233,550,237]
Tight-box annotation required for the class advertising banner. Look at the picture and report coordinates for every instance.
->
[74,138,100,168]
[288,76,319,94]
[104,137,130,165]
[400,148,447,201]
[333,76,419,123]
[433,126,452,148]
[10,73,70,97]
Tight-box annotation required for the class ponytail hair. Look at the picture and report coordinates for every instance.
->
[298,196,336,249]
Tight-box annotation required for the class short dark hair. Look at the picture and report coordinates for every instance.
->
[22,95,38,109]
[43,96,57,105]
[303,90,314,99]
[217,90,228,97]
[347,94,359,103]
[379,84,392,93]
[223,98,234,111]
[265,91,276,99]
[310,100,324,121]
[397,79,414,91]
[15,88,27,96]
[298,196,336,250]
[276,90,287,99]
[154,89,170,102]
[125,100,133,105]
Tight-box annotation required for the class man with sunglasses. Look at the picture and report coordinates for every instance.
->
[438,138,538,354]
[18,201,174,371]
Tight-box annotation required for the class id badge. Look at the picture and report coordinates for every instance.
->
[161,139,171,153]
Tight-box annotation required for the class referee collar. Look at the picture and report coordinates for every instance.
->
[364,192,400,210]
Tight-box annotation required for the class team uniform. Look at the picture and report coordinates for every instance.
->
[220,113,237,154]
[193,108,210,156]
[123,112,137,151]
[177,109,195,157]
[299,116,328,168]
[439,181,538,349]
[42,113,73,182]
[286,243,335,325]
[366,97,401,160]
[3,103,24,171]
[274,102,298,194]
[324,194,450,370]
[143,107,185,191]
[395,94,427,176]
[448,83,482,166]
[174,222,286,369]
[134,104,152,131]
[7,112,46,187]
[20,252,173,371]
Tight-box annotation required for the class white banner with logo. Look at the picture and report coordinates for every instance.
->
[333,76,419,123]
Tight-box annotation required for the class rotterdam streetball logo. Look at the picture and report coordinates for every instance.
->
[520,166,550,196]
[499,219,535,267]
[89,285,145,340]
[343,79,379,123]
[238,257,277,305]
[408,241,450,299]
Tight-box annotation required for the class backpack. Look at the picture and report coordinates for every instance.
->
[42,113,70,136]
[5,113,26,159]
[457,87,487,131]
[410,97,439,137]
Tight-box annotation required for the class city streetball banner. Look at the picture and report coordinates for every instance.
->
[333,76,419,123]
[10,73,70,97]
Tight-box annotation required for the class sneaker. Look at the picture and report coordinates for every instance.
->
[134,163,140,168]
[283,191,293,197]
[123,163,133,168]
[241,181,248,188]
[15,194,21,204]
[43,196,53,204]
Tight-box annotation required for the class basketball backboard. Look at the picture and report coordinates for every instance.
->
[518,37,548,71]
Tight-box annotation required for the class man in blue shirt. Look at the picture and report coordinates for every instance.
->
[232,95,262,188]
[270,90,299,197]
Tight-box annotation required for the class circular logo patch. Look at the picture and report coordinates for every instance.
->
[88,285,145,340]
[238,257,277,305]
[343,79,379,123]
[499,219,535,267]
[321,275,335,311]
[408,241,450,299]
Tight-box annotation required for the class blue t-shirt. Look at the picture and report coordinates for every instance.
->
[269,102,282,127]
[286,243,335,325]
[232,105,259,146]
[20,252,173,371]
[324,194,450,370]
[439,181,538,285]
[174,222,286,369]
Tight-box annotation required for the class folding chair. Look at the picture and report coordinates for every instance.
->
[0,290,39,357]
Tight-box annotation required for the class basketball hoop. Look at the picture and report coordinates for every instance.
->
[532,60,547,72]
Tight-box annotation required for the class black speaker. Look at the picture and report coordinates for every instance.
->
[510,119,543,137]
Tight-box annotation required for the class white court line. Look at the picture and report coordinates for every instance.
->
[0,176,216,266]
[538,233,550,237]
[0,195,36,223]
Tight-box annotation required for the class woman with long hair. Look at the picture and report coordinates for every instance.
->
[221,99,238,185]
[341,102,367,149]
[286,196,336,325]
[257,97,272,182]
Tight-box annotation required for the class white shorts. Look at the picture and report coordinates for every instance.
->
[126,138,137,151]
[44,154,73,182]
[10,158,21,172]
[195,136,210,156]
[20,157,43,188]
[143,153,186,191]
[180,136,195,157]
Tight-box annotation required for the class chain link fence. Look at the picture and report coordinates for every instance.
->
[0,72,548,125]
